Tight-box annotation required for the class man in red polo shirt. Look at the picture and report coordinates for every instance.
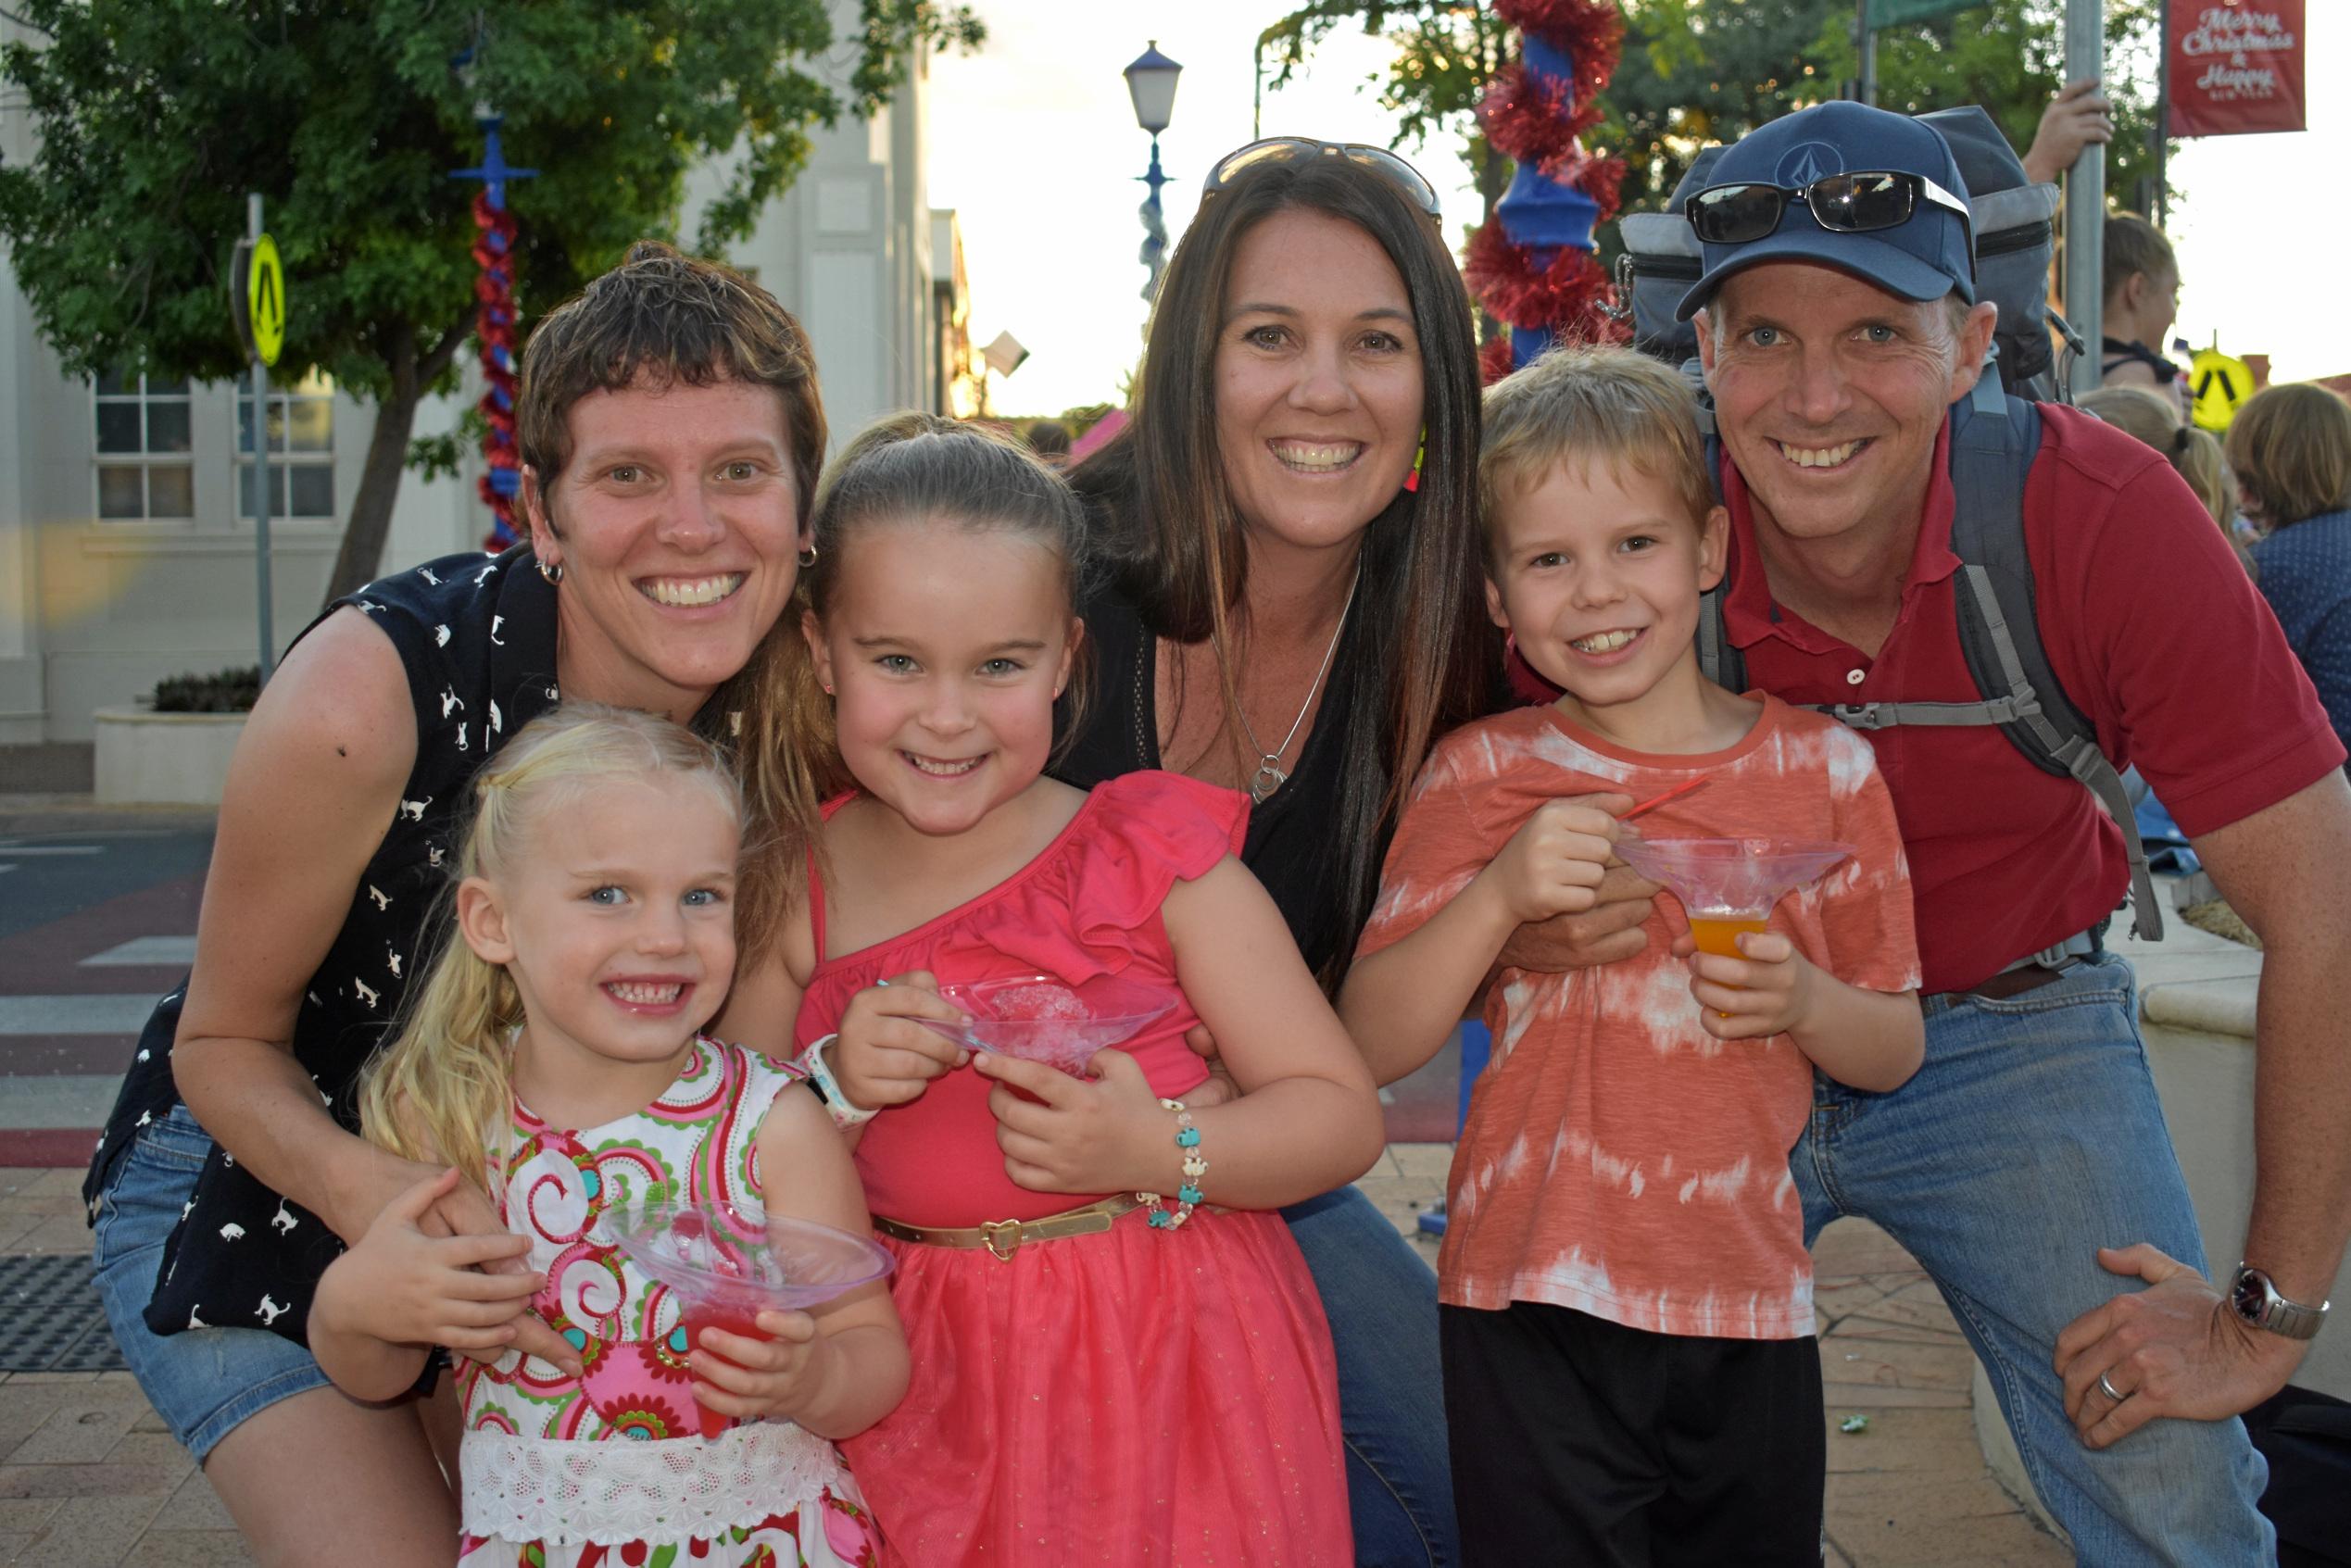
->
[1534,101,2351,1559]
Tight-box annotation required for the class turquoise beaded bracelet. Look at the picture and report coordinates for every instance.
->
[1138,1098,1207,1231]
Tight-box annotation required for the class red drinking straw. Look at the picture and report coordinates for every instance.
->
[1622,776,1706,822]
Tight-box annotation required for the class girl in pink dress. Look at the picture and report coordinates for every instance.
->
[726,415,1388,1565]
[307,706,909,1566]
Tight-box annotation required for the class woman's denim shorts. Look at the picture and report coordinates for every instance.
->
[89,1103,331,1461]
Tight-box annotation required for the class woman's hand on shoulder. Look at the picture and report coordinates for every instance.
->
[829,971,971,1110]
[314,1166,548,1359]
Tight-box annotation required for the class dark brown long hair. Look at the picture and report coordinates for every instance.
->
[1070,152,1495,986]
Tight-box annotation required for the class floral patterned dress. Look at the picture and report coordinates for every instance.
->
[455,1038,883,1568]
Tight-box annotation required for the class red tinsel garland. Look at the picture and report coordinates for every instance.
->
[1479,335,1516,384]
[1494,0,1625,107]
[471,189,522,550]
[1468,0,1630,379]
[1465,224,1625,344]
[1477,65,1603,169]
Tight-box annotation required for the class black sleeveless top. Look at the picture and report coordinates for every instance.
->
[2101,336,2181,385]
[1051,574,1369,984]
[83,546,562,1346]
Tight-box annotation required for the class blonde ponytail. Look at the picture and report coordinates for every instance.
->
[356,703,744,1193]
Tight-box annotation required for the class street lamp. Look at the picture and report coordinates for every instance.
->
[1124,41,1183,307]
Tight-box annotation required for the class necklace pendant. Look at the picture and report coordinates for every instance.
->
[1249,759,1289,805]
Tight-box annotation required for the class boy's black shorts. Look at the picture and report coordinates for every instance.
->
[1441,1299,1824,1567]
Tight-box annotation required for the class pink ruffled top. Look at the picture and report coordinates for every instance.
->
[795,771,1247,1228]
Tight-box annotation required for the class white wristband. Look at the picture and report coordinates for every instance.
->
[797,1034,878,1130]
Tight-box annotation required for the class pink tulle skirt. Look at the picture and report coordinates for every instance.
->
[842,1207,1352,1567]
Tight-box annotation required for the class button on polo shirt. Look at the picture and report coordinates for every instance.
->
[1718,407,2344,993]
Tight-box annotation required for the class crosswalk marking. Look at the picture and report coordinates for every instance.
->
[0,1073,125,1130]
[0,844,103,856]
[80,936,198,968]
[0,995,157,1035]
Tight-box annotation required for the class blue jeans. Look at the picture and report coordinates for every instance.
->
[1794,954,2272,1566]
[90,1103,332,1461]
[1285,1185,1459,1567]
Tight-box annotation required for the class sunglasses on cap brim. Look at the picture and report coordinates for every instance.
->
[1201,137,1443,220]
[1686,170,1974,255]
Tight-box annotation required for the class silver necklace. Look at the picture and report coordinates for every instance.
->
[1218,562,1362,806]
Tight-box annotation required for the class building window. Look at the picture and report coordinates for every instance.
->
[94,371,195,520]
[239,371,335,520]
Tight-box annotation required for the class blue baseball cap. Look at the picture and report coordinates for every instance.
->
[1675,101,1975,322]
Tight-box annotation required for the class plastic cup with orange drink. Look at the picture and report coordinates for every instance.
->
[1615,835,1855,1018]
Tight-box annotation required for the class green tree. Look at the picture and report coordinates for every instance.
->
[1820,0,2167,214]
[1257,3,1518,238]
[1253,1,2167,264]
[1598,0,1841,269]
[1600,0,2166,253]
[0,0,981,604]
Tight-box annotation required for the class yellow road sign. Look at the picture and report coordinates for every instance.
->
[2190,345,2254,433]
[246,234,285,367]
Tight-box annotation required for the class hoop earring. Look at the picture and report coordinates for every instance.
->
[1402,426,1427,494]
[536,558,565,585]
[798,543,819,569]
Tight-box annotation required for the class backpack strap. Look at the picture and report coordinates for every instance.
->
[1944,394,2164,940]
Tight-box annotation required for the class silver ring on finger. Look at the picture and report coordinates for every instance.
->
[2097,1371,2127,1403]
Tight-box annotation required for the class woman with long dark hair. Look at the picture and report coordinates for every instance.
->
[1061,138,1496,1567]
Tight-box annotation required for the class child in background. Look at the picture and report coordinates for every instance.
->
[309,705,906,1567]
[2079,384,2249,561]
[1339,347,1924,1567]
[735,413,1384,1565]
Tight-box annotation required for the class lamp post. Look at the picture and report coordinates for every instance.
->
[1124,41,1182,308]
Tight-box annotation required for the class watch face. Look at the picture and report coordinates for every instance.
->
[2232,1269,2269,1323]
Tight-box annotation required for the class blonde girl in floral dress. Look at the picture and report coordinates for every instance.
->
[309,705,907,1567]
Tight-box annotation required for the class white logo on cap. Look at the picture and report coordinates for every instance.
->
[1777,143,1842,186]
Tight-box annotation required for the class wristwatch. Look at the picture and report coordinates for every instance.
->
[2227,1265,2330,1341]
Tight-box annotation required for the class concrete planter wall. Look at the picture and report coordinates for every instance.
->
[92,706,246,806]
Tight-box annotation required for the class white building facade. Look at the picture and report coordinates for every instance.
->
[0,1,967,762]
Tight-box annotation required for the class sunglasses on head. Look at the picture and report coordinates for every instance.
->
[1201,137,1443,219]
[1686,170,1974,253]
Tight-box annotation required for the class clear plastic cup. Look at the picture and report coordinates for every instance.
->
[918,972,1176,1074]
[1615,835,1855,1017]
[609,1199,894,1437]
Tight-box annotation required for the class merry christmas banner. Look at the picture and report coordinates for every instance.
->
[2168,1,2306,137]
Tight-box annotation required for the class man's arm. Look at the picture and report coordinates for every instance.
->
[2055,769,2351,1446]
[2201,770,2351,1308]
[2022,79,2113,186]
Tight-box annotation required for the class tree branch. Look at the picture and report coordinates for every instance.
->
[421,313,471,387]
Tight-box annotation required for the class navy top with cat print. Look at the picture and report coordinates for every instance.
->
[82,546,562,1347]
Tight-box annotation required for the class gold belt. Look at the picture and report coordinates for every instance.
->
[872,1194,1144,1262]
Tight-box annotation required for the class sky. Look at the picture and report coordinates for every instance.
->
[926,4,2348,416]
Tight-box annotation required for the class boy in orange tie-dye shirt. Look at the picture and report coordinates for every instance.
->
[1339,347,1923,1567]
